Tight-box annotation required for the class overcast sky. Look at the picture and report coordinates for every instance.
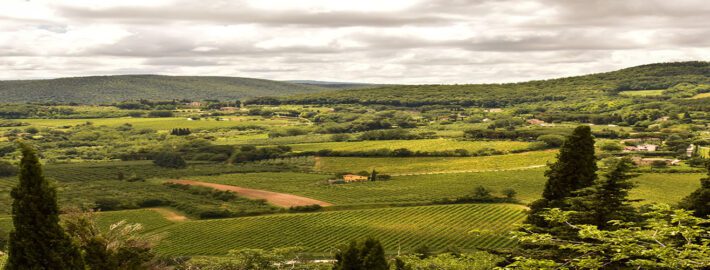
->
[1,0,709,84]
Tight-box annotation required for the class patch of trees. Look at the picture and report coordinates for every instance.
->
[305,147,504,158]
[464,127,627,141]
[152,152,187,168]
[170,128,191,136]
[147,110,174,117]
[230,145,292,163]
[164,183,237,201]
[434,186,518,204]
[358,129,423,140]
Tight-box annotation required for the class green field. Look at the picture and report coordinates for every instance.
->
[191,170,702,206]
[690,92,710,99]
[289,139,534,153]
[153,204,525,256]
[13,117,301,131]
[314,150,556,174]
[619,90,665,96]
[0,208,174,234]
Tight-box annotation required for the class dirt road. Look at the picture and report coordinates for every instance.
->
[168,180,334,207]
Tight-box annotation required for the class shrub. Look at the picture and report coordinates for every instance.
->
[153,152,187,169]
[537,134,565,147]
[148,110,174,117]
[0,161,17,177]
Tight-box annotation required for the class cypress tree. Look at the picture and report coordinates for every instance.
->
[570,158,639,229]
[679,160,710,218]
[527,125,597,227]
[5,144,85,270]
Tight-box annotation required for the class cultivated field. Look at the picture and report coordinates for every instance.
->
[313,150,556,174]
[153,204,526,256]
[289,139,534,153]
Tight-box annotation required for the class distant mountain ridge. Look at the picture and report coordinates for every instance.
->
[0,75,333,104]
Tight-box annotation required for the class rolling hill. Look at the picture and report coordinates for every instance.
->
[279,61,710,107]
[0,75,333,104]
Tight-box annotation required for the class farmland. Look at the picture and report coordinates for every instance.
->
[153,204,525,256]
[289,139,534,153]
[313,150,556,174]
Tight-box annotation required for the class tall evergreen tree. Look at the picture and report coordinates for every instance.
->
[679,160,710,218]
[527,125,597,227]
[5,144,85,270]
[570,158,639,229]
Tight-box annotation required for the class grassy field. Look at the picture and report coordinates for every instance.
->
[190,170,702,206]
[618,90,665,97]
[314,150,556,174]
[289,139,534,153]
[0,208,174,234]
[690,92,710,99]
[153,204,526,256]
[14,117,301,131]
[190,170,545,205]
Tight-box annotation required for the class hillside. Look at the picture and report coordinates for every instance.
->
[0,75,332,104]
[279,61,710,107]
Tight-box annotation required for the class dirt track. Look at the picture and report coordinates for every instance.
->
[168,180,334,207]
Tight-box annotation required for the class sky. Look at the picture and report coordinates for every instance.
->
[1,0,709,84]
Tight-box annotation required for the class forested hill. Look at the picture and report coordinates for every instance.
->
[0,75,332,104]
[275,61,710,107]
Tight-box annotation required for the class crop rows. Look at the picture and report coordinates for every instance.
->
[153,204,526,256]
[289,139,534,153]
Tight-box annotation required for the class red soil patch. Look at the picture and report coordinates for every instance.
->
[168,180,334,207]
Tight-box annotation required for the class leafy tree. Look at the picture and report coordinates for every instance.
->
[502,188,517,200]
[62,209,159,270]
[5,144,85,270]
[527,126,597,227]
[679,160,710,218]
[472,186,493,200]
[569,158,639,229]
[509,205,710,269]
[153,151,187,168]
[333,237,388,270]
[370,169,378,181]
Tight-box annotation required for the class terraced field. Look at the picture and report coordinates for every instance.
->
[314,150,556,174]
[289,139,534,153]
[153,204,526,256]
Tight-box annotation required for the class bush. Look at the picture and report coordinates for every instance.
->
[153,152,187,168]
[289,204,323,212]
[0,161,17,177]
[148,110,174,117]
[600,141,624,152]
[537,134,565,147]
[331,133,351,142]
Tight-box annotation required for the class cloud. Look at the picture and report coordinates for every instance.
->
[0,0,708,83]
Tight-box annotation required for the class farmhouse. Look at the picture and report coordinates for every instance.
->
[342,174,369,183]
[687,144,696,157]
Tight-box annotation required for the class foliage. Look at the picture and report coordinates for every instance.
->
[679,161,710,218]
[396,251,502,270]
[527,126,598,227]
[5,144,85,270]
[62,209,160,270]
[0,75,329,104]
[333,237,389,270]
[509,204,710,269]
[0,161,17,177]
[180,247,315,270]
[153,152,187,169]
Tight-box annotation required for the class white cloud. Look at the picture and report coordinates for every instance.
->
[0,0,708,83]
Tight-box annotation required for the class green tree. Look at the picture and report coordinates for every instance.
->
[333,237,388,270]
[153,151,187,168]
[509,205,710,269]
[527,126,597,227]
[679,160,710,218]
[570,158,639,229]
[62,209,159,270]
[5,144,85,270]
